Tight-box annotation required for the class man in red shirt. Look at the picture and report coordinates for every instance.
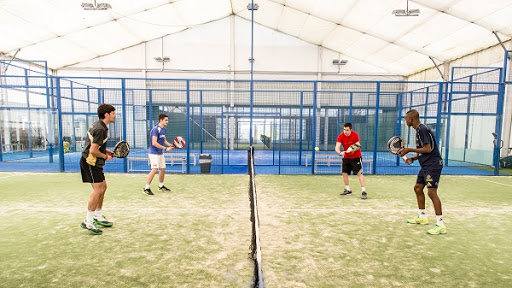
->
[334,123,367,199]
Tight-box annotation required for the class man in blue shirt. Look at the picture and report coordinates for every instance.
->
[144,114,174,195]
[399,109,446,235]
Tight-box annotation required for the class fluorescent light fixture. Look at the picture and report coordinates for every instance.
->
[82,0,112,10]
[154,57,170,62]
[247,3,259,10]
[332,59,348,65]
[392,0,420,16]
[392,9,420,16]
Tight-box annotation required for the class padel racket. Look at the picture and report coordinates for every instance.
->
[346,143,360,153]
[387,136,408,162]
[172,136,186,149]
[111,140,130,158]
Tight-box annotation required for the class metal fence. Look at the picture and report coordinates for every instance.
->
[0,59,506,175]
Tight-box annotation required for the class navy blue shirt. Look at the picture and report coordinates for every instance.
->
[416,124,443,169]
[149,125,166,155]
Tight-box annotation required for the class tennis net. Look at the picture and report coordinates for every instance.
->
[248,146,264,288]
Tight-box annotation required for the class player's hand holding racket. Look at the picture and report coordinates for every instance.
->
[105,149,114,161]
[89,141,130,165]
[345,143,360,153]
[386,136,409,163]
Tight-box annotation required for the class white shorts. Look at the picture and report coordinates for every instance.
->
[149,154,166,169]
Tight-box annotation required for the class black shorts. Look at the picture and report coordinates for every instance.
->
[342,157,363,175]
[80,157,105,183]
[416,167,442,189]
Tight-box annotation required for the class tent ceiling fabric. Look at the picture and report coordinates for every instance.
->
[1,0,511,75]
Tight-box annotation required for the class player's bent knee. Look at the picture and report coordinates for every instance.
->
[414,184,423,194]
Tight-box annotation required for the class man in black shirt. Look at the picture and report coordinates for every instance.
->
[399,109,446,235]
[79,104,116,235]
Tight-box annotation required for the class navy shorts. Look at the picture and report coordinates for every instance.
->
[416,167,442,189]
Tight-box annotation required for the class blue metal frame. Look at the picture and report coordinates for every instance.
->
[0,60,506,175]
[55,77,64,172]
[24,69,33,158]
[311,82,317,174]
[121,79,127,172]
[186,80,191,174]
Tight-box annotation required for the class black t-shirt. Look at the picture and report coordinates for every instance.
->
[416,123,443,169]
[82,120,108,168]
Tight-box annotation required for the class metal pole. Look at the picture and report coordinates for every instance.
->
[249,0,255,146]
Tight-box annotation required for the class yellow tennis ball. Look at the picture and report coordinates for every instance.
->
[315,147,319,151]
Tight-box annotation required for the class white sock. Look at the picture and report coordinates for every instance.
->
[159,182,164,188]
[86,210,95,223]
[361,187,366,192]
[94,209,102,218]
[419,209,426,218]
[145,184,150,190]
[436,215,444,226]
[345,185,350,191]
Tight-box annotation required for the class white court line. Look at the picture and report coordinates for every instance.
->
[0,174,20,180]
[8,155,48,162]
[468,176,512,187]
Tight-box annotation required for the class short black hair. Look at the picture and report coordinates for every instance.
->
[344,122,353,130]
[97,104,115,119]
[158,114,168,122]
[406,109,419,119]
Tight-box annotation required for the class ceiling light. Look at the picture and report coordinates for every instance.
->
[154,57,170,62]
[332,59,348,65]
[247,3,259,10]
[392,0,420,16]
[82,0,112,10]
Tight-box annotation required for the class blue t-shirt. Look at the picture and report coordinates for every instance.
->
[149,125,166,155]
[416,123,443,169]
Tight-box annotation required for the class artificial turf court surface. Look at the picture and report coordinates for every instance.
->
[1,172,511,287]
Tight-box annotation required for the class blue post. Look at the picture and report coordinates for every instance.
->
[200,90,203,153]
[299,91,304,165]
[365,93,370,151]
[121,79,127,173]
[186,80,190,174]
[47,70,54,163]
[56,77,65,172]
[132,91,136,148]
[494,66,506,175]
[25,69,33,158]
[423,86,429,123]
[396,92,404,166]
[87,86,91,113]
[435,83,443,144]
[148,89,153,144]
[311,82,317,174]
[221,106,224,173]
[349,92,353,123]
[372,83,380,175]
[278,108,282,174]
[463,76,473,162]
[444,68,455,166]
[70,82,76,152]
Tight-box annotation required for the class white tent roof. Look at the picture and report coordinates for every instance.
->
[1,0,511,75]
